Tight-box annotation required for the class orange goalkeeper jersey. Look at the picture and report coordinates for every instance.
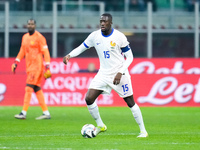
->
[16,31,50,73]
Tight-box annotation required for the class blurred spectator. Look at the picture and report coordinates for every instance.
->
[130,0,157,12]
[79,63,98,73]
[10,0,32,11]
[184,0,200,12]
[130,0,145,11]
[102,0,124,11]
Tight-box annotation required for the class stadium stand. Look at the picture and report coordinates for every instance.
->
[0,0,197,30]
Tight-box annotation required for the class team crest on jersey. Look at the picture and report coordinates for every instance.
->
[30,41,35,45]
[110,41,116,50]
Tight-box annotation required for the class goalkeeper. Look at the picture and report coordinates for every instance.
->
[11,19,51,120]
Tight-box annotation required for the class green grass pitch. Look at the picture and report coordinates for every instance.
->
[0,106,199,150]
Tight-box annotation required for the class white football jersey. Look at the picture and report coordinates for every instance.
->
[83,28,130,75]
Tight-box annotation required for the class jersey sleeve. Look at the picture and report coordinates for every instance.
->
[39,35,50,63]
[16,35,25,62]
[83,32,95,48]
[120,33,129,48]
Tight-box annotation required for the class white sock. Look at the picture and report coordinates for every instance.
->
[43,110,50,116]
[130,103,147,133]
[22,110,27,116]
[87,102,104,127]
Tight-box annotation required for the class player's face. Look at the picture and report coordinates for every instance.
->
[27,20,36,32]
[100,16,112,33]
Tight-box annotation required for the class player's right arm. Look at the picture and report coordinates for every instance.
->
[11,36,25,73]
[63,32,95,65]
[63,44,87,65]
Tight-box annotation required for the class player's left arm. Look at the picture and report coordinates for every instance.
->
[40,35,51,79]
[113,45,133,85]
[119,46,133,74]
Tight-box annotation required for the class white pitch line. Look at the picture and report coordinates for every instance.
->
[0,147,72,150]
[0,133,137,138]
[142,142,199,145]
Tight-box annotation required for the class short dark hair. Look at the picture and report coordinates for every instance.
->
[27,19,36,24]
[101,13,112,21]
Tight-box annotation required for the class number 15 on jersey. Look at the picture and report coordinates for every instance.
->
[103,51,110,58]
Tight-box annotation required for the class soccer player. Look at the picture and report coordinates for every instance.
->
[63,13,148,137]
[11,19,52,120]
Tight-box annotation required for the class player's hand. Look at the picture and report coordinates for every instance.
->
[63,55,70,65]
[11,61,18,74]
[44,65,52,79]
[113,72,122,85]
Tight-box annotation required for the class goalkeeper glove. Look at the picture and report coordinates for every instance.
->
[44,64,52,79]
[11,61,18,73]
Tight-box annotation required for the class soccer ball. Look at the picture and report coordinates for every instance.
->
[81,124,96,138]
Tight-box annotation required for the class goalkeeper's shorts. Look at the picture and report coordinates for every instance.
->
[26,71,43,86]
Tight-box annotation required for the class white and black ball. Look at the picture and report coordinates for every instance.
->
[81,124,96,138]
